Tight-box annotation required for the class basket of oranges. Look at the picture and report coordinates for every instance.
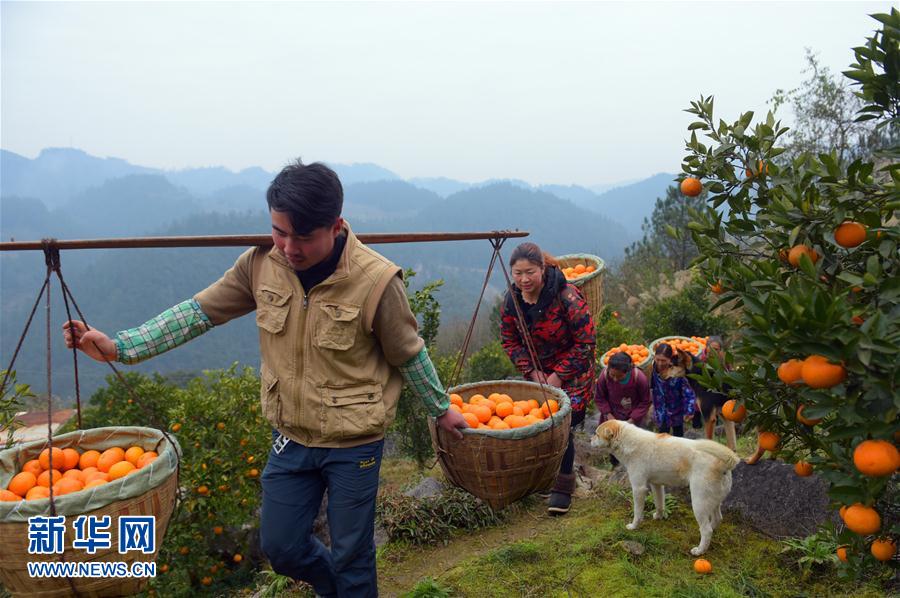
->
[648,336,705,362]
[600,344,652,373]
[0,426,179,597]
[428,380,571,510]
[557,253,605,321]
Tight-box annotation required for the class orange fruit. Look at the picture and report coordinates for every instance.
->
[851,315,865,326]
[8,471,37,497]
[843,504,881,535]
[776,359,804,385]
[22,459,42,477]
[680,177,702,197]
[62,469,85,482]
[124,446,145,466]
[26,486,50,500]
[693,558,712,574]
[53,478,84,496]
[469,404,492,424]
[213,526,224,535]
[462,412,479,428]
[491,421,510,430]
[758,432,780,452]
[504,415,528,429]
[796,405,822,426]
[449,394,463,407]
[84,479,108,489]
[37,469,62,488]
[84,470,109,483]
[871,538,896,562]
[852,440,900,477]
[745,160,769,178]
[720,400,746,423]
[800,355,846,389]
[233,554,243,563]
[528,408,545,419]
[97,447,126,473]
[171,423,182,432]
[196,485,210,495]
[541,399,560,417]
[60,448,80,471]
[496,402,514,418]
[469,394,486,404]
[787,244,819,268]
[448,404,462,414]
[524,415,541,426]
[574,264,586,274]
[710,281,724,294]
[794,461,813,477]
[496,394,513,404]
[487,392,503,403]
[834,221,867,248]
[108,461,136,481]
[0,489,20,501]
[201,577,212,586]
[38,447,65,471]
[79,450,101,470]
[836,546,848,562]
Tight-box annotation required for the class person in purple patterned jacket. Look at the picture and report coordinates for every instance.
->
[650,342,698,437]
[500,242,596,515]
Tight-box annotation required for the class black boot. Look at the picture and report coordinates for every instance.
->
[547,473,576,515]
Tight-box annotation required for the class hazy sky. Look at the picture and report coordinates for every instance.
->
[1,1,892,186]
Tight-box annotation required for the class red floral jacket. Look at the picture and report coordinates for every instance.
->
[500,266,596,411]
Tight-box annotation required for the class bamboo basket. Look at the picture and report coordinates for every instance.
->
[648,335,706,361]
[599,345,653,374]
[428,380,571,510]
[556,253,605,321]
[0,427,179,597]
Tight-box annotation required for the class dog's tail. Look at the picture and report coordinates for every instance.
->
[694,440,740,472]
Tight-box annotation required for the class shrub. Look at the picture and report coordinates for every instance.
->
[463,340,518,383]
[638,279,732,341]
[377,486,508,545]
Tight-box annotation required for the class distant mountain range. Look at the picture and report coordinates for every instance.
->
[1,147,674,236]
[0,147,678,398]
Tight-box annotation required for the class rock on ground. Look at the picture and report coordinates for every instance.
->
[722,459,835,538]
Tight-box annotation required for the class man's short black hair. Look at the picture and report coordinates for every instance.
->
[266,159,343,235]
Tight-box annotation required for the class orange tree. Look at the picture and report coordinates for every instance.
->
[151,365,270,595]
[682,11,898,579]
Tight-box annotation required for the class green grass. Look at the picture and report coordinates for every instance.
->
[378,479,885,598]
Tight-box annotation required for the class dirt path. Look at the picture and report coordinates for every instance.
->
[378,500,556,597]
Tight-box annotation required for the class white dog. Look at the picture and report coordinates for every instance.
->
[590,419,739,555]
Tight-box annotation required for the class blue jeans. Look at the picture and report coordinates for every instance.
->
[260,431,384,598]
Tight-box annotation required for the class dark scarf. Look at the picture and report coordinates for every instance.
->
[296,233,347,292]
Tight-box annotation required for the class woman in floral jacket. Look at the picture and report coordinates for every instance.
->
[650,342,698,437]
[500,242,596,515]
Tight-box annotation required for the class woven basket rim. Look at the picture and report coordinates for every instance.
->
[648,335,706,357]
[600,345,652,369]
[436,380,571,439]
[556,253,605,286]
[0,426,180,522]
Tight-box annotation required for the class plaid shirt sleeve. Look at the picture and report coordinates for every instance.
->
[398,346,449,417]
[114,299,214,364]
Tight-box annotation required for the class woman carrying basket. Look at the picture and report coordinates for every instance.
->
[500,242,596,516]
[650,342,698,437]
